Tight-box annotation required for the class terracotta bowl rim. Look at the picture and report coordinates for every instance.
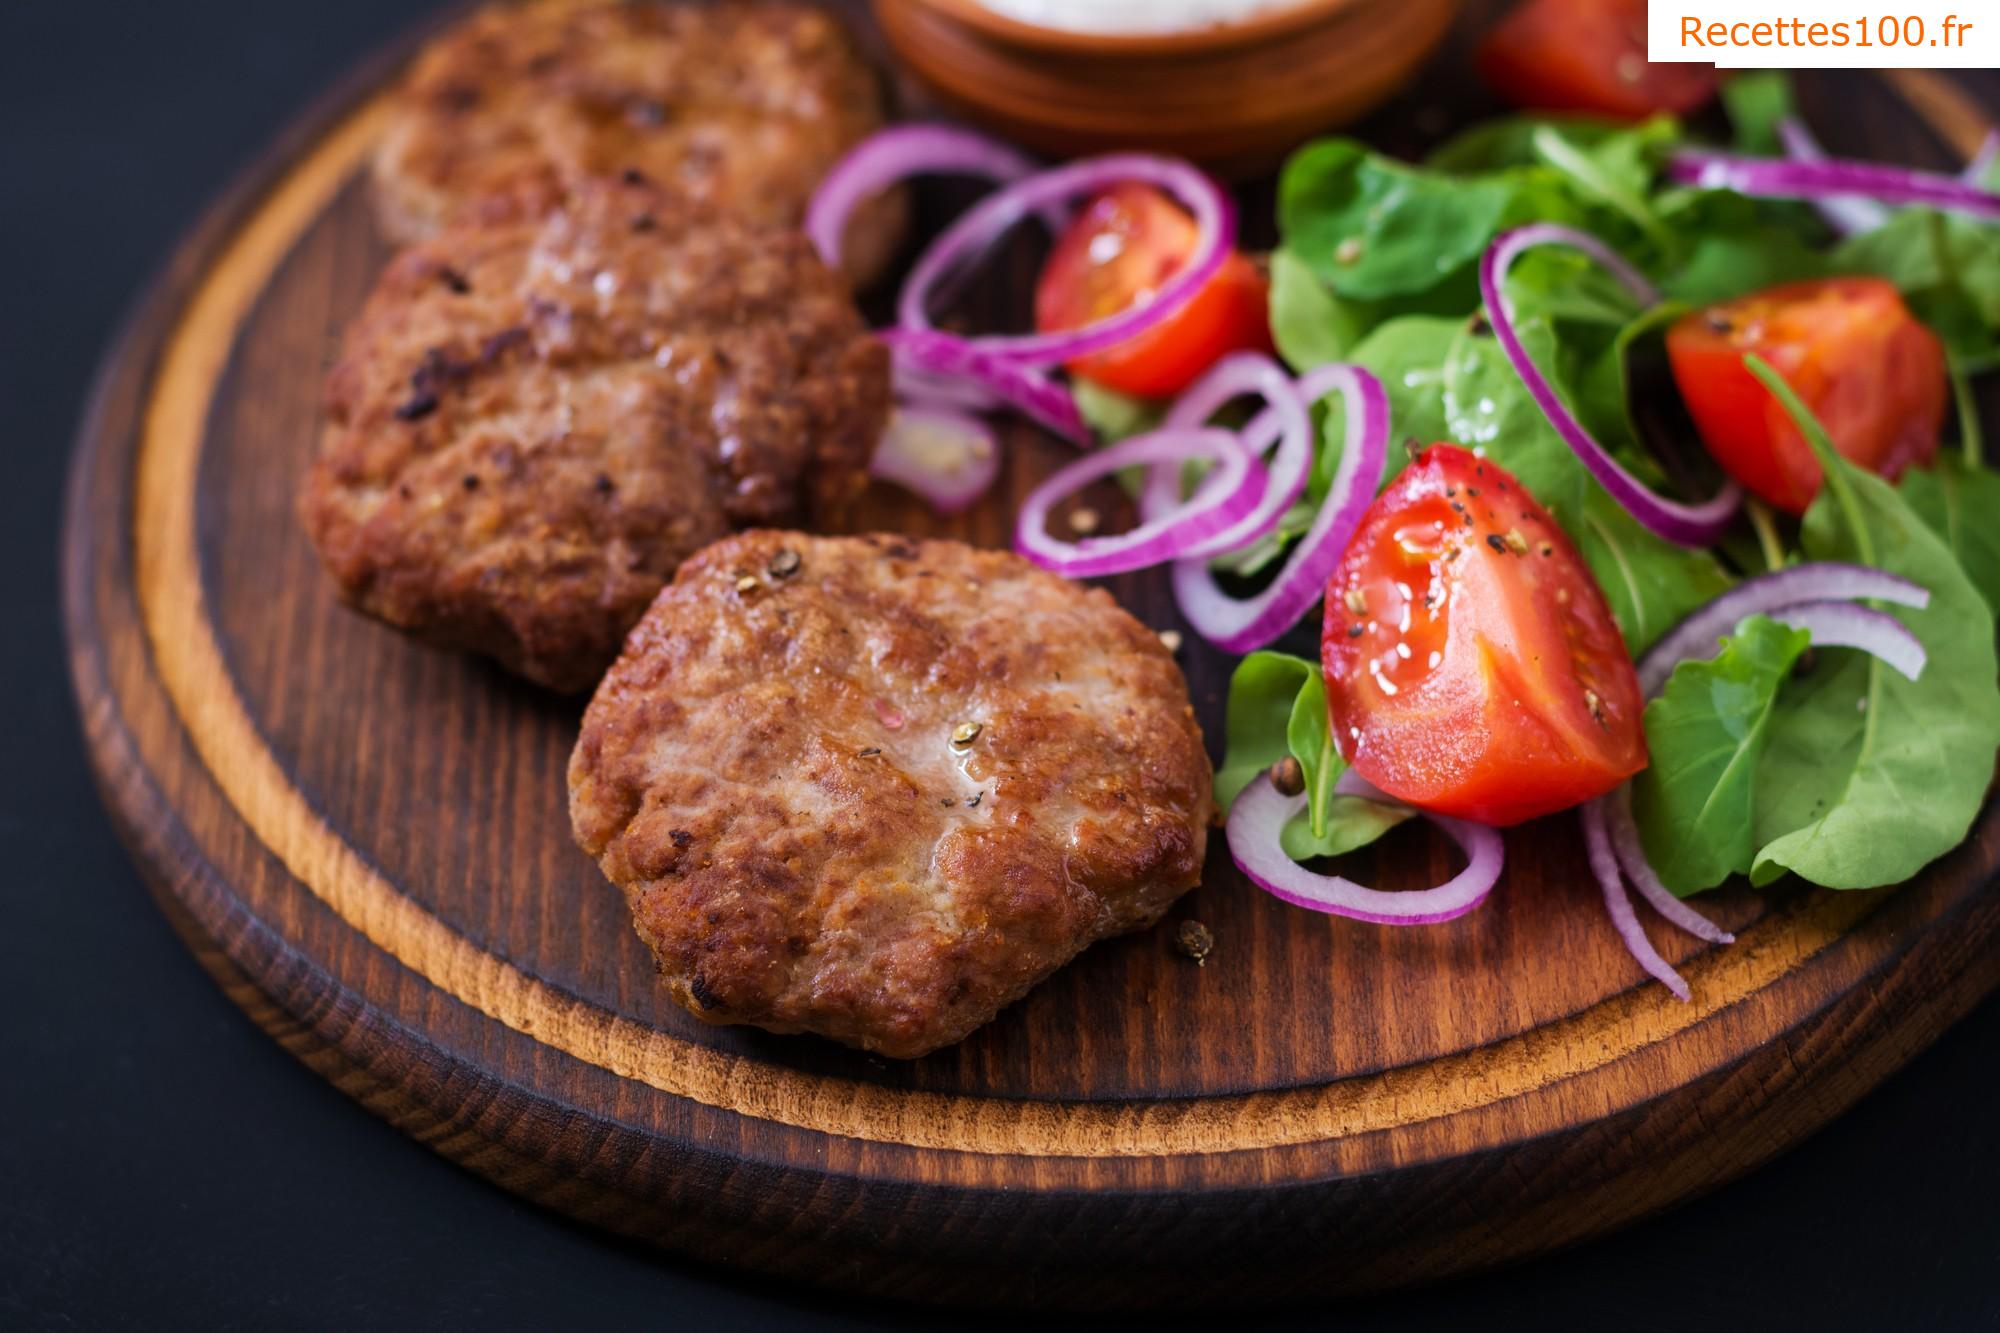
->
[889,0,1377,58]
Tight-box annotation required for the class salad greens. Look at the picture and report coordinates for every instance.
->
[1217,651,1413,860]
[1739,362,2000,889]
[1211,74,2000,897]
[1901,453,2000,612]
[1631,615,1812,894]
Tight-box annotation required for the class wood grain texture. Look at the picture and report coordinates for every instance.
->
[61,0,2000,1308]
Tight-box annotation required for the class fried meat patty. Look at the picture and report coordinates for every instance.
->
[568,533,1214,1058]
[372,0,893,268]
[302,176,888,692]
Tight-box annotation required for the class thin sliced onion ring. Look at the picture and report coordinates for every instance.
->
[1776,118,1891,236]
[1015,427,1265,578]
[1142,352,1314,562]
[869,406,1001,514]
[1668,148,2000,221]
[1228,770,1503,925]
[881,327,1089,446]
[1769,600,1927,681]
[1603,785,1735,945]
[805,125,1046,274]
[1481,224,1742,547]
[1582,798,1693,1000]
[1161,363,1391,654]
[897,153,1236,367]
[1636,562,1929,695]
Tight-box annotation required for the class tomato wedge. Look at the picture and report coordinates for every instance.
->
[1478,0,1716,120]
[1322,445,1646,826]
[1033,183,1272,400]
[1667,276,1947,514]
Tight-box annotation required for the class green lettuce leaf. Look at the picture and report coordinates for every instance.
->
[1720,70,1796,155]
[1831,208,2000,369]
[1280,139,1524,302]
[1269,246,1372,370]
[1900,452,2000,613]
[1634,615,1813,894]
[1216,652,1411,862]
[1744,359,2000,889]
[1216,651,1315,809]
[1069,377,1162,446]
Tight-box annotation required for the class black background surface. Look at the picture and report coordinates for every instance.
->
[4,2,1998,1328]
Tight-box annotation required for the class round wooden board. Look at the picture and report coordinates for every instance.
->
[62,2,2000,1309]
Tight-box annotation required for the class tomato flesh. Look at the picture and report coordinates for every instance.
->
[1667,276,1947,514]
[1321,445,1646,826]
[1034,183,1272,400]
[1478,0,1716,120]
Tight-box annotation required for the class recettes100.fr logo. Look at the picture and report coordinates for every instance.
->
[1647,1,1995,67]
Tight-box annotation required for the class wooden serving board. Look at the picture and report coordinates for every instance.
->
[62,1,2000,1308]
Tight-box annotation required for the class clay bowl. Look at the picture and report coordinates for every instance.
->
[872,0,1463,174]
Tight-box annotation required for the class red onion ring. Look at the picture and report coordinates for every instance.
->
[1582,797,1693,1000]
[897,154,1236,368]
[1228,770,1504,925]
[805,125,1047,274]
[881,327,1089,447]
[1668,148,2000,221]
[1142,352,1314,561]
[1015,427,1265,578]
[1603,786,1735,946]
[1776,118,1891,236]
[1482,224,1743,547]
[869,406,1001,515]
[1161,363,1391,654]
[1768,600,1927,681]
[1636,562,1929,696]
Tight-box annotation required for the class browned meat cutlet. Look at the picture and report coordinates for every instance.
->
[301,176,888,692]
[568,533,1215,1059]
[371,0,902,281]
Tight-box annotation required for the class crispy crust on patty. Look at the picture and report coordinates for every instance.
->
[371,0,898,276]
[301,177,888,692]
[568,533,1214,1058]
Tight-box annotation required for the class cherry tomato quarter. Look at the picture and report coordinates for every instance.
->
[1321,445,1647,826]
[1478,0,1717,120]
[1666,276,1947,514]
[1033,183,1272,400]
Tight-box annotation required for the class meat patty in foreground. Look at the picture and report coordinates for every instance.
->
[372,0,898,277]
[568,533,1214,1058]
[302,176,888,692]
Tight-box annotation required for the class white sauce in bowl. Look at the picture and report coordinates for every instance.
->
[972,0,1308,36]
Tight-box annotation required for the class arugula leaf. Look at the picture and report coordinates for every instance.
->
[1743,359,2000,889]
[1655,191,1828,306]
[1281,794,1414,860]
[1285,672,1344,840]
[1216,651,1315,808]
[1527,123,1674,255]
[1720,70,1796,155]
[1343,316,1459,449]
[1217,652,1411,860]
[1574,488,1734,653]
[1069,377,1163,446]
[1900,453,2000,614]
[1436,318,1732,651]
[1269,247,1373,370]
[1279,138,1529,302]
[1831,208,2000,369]
[1426,113,1676,179]
[1634,615,1813,894]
